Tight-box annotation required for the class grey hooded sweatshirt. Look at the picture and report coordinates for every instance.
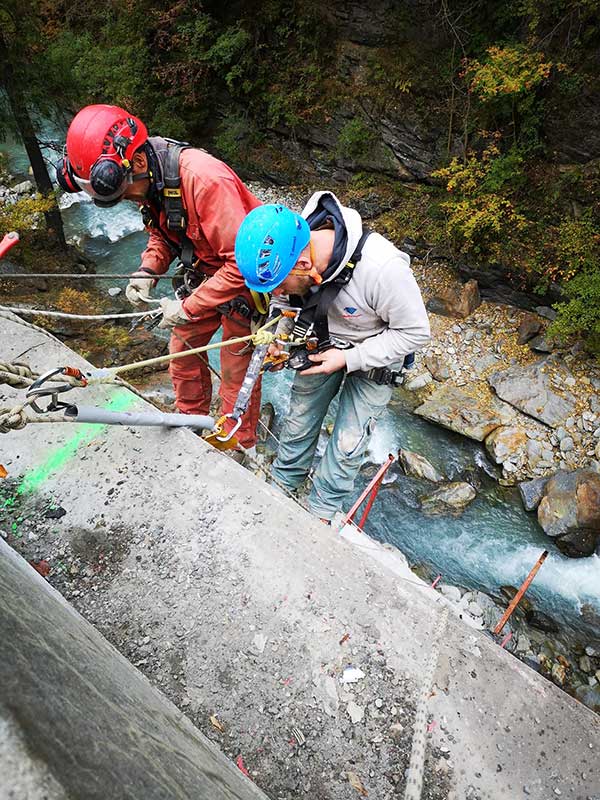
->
[299,191,430,373]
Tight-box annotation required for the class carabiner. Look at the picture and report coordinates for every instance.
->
[25,367,86,414]
[214,413,243,443]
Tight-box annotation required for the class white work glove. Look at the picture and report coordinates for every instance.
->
[158,296,192,329]
[125,271,156,307]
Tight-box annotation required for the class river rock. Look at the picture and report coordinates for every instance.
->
[528,334,555,354]
[484,426,528,465]
[461,591,500,629]
[575,684,600,712]
[440,584,462,603]
[488,358,577,428]
[11,179,34,195]
[518,476,550,512]
[398,449,444,483]
[537,468,600,557]
[472,353,506,378]
[403,371,433,391]
[420,482,476,515]
[424,354,451,381]
[414,384,514,441]
[580,655,593,673]
[517,314,543,345]
[581,605,600,630]
[535,306,558,321]
[426,279,481,319]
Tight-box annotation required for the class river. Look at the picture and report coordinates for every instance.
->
[2,135,599,647]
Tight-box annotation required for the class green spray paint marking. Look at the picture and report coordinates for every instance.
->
[18,391,136,495]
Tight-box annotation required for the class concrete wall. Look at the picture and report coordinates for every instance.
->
[0,541,268,800]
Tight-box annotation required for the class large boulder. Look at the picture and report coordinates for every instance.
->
[488,358,577,428]
[414,384,514,441]
[420,482,477,515]
[484,426,528,465]
[398,449,444,483]
[537,469,600,557]
[426,279,481,319]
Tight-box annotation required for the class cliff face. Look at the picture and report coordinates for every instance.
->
[243,2,452,183]
[224,0,600,184]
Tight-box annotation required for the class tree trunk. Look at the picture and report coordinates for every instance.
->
[1,59,67,249]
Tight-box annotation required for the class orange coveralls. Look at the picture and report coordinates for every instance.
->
[140,149,262,448]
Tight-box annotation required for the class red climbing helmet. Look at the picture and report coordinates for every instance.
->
[56,104,148,207]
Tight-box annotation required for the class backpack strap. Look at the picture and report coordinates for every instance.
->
[162,143,196,269]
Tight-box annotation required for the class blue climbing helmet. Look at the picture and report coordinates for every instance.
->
[234,204,310,292]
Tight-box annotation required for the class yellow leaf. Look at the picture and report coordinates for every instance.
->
[348,771,368,796]
[0,465,7,479]
[209,715,225,733]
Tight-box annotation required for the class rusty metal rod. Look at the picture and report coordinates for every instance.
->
[493,550,549,635]
[343,453,395,529]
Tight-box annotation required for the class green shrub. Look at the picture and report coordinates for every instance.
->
[337,119,377,161]
[550,268,600,354]
[0,194,55,235]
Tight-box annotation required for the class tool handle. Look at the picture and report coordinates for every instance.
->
[0,232,19,259]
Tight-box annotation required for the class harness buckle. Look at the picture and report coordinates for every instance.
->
[364,367,403,386]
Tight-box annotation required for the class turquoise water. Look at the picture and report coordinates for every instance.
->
[262,375,600,638]
[3,136,599,639]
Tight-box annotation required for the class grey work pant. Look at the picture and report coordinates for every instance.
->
[271,369,392,519]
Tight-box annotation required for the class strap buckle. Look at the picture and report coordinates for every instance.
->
[364,367,403,386]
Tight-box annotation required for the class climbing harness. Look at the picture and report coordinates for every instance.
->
[141,138,212,300]
[287,228,372,355]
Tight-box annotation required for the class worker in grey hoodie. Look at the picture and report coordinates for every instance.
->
[234,192,430,521]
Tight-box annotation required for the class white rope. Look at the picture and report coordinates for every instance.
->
[0,304,157,321]
[404,606,448,800]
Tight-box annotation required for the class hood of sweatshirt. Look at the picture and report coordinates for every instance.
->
[302,191,363,284]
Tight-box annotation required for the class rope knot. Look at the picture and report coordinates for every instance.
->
[252,329,277,347]
[0,405,28,433]
[0,361,36,389]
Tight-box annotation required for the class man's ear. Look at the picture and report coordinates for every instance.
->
[131,150,148,173]
[296,245,312,270]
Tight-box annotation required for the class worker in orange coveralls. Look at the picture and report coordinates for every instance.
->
[56,104,264,451]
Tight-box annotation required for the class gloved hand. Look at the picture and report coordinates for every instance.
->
[158,296,191,329]
[125,271,156,307]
